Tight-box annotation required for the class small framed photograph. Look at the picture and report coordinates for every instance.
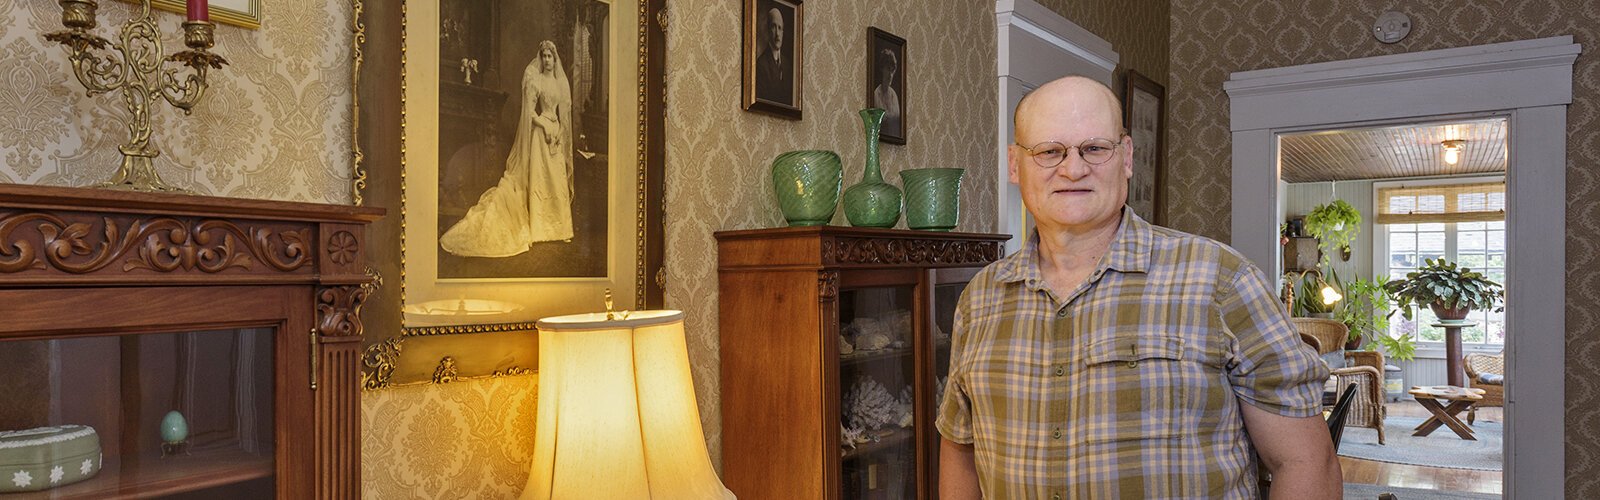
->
[1123,70,1166,224]
[867,27,906,144]
[743,0,804,119]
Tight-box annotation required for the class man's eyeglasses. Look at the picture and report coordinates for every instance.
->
[1015,137,1125,168]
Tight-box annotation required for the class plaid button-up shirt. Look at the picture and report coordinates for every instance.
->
[936,209,1328,499]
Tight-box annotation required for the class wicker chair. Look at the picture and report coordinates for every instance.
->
[1291,318,1348,355]
[1333,350,1387,445]
[1463,350,1505,424]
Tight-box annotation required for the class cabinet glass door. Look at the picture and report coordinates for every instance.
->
[838,285,917,500]
[0,328,276,499]
[926,268,979,499]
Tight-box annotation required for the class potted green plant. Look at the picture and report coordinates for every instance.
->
[1335,277,1392,349]
[1303,200,1361,264]
[1384,258,1505,321]
[1290,272,1338,318]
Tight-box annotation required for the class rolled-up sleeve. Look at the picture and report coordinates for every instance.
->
[1218,262,1329,417]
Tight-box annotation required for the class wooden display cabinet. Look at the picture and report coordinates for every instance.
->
[0,184,381,499]
[716,227,1007,500]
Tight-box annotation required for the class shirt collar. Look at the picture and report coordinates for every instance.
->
[994,207,1153,286]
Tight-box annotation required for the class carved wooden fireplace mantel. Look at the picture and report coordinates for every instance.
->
[0,184,382,499]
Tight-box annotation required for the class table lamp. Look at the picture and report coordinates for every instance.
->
[520,310,736,500]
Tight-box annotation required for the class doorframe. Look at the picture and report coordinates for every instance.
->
[1225,36,1579,498]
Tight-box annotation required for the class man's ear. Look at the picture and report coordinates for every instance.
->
[1006,145,1022,186]
[1120,135,1135,180]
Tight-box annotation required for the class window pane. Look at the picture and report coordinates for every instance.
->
[1487,253,1506,268]
[1460,231,1486,252]
[1462,323,1486,343]
[1419,223,1446,232]
[1488,221,1505,230]
[1388,196,1416,215]
[1390,223,1417,232]
[1418,195,1446,214]
[1460,254,1487,268]
[1390,232,1416,253]
[1486,269,1506,285]
[1392,254,1417,269]
[1488,231,1505,252]
[1459,221,1485,231]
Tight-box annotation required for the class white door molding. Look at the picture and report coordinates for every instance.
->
[995,0,1117,254]
[1226,35,1579,499]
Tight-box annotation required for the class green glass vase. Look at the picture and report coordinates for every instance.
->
[843,108,902,228]
[770,150,843,226]
[900,168,964,231]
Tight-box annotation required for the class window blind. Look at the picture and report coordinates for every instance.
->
[1376,181,1505,224]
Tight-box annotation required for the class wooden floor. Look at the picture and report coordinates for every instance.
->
[1340,400,1503,496]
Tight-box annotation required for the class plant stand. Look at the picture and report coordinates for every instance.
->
[1433,320,1476,387]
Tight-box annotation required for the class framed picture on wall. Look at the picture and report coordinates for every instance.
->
[867,27,906,144]
[1123,70,1166,224]
[742,0,804,119]
[126,0,262,29]
[400,0,663,333]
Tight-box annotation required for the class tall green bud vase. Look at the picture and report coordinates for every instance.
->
[843,108,902,227]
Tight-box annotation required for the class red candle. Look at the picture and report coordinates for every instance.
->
[186,0,208,22]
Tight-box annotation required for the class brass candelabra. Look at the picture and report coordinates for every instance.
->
[46,0,228,192]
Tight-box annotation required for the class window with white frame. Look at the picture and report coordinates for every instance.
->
[1375,177,1507,347]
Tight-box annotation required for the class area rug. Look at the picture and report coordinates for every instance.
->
[1343,482,1500,499]
[1337,416,1502,471]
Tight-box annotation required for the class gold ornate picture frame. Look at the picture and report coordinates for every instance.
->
[355,0,666,389]
[132,0,262,29]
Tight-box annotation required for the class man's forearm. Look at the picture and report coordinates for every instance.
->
[1264,453,1342,499]
[939,438,981,500]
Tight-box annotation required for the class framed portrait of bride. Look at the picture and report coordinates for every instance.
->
[401,0,665,333]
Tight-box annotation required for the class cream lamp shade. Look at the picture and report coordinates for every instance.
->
[520,310,736,500]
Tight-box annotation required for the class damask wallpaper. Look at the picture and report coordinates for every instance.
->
[0,0,352,203]
[1168,0,1600,491]
[662,0,999,465]
[1033,0,1170,89]
[361,376,539,499]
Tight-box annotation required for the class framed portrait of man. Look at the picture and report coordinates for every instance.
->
[742,0,803,119]
[867,27,907,145]
[1123,70,1166,224]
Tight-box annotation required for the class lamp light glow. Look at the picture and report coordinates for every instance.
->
[1442,139,1466,165]
[521,310,736,500]
[1320,285,1343,305]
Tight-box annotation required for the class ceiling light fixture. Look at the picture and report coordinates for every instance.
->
[1442,139,1466,165]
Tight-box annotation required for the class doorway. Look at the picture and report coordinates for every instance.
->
[1278,117,1509,494]
[1226,36,1578,499]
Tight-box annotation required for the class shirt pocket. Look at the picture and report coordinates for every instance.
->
[1077,334,1197,443]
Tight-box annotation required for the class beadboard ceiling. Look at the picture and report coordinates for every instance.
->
[1279,118,1508,183]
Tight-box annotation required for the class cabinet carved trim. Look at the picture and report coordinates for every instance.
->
[316,285,370,338]
[0,212,313,276]
[823,237,1003,266]
[818,271,840,299]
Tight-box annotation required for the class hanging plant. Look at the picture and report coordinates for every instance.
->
[1303,200,1361,264]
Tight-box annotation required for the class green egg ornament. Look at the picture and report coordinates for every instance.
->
[160,410,188,444]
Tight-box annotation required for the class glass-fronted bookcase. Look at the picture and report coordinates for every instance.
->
[716,227,1007,500]
[0,184,380,499]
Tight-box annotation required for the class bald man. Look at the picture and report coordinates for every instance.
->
[935,76,1340,499]
[753,5,792,104]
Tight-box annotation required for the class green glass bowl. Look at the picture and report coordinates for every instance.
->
[771,150,843,226]
[899,168,964,231]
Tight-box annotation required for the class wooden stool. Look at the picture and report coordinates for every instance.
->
[1408,385,1486,440]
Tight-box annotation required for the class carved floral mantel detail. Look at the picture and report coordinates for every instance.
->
[327,230,358,265]
[316,285,370,338]
[821,237,1003,266]
[0,211,312,275]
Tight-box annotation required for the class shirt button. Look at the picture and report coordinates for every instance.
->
[1053,366,1065,377]
[1052,493,1061,500]
[1052,428,1063,439]
[1056,308,1068,318]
